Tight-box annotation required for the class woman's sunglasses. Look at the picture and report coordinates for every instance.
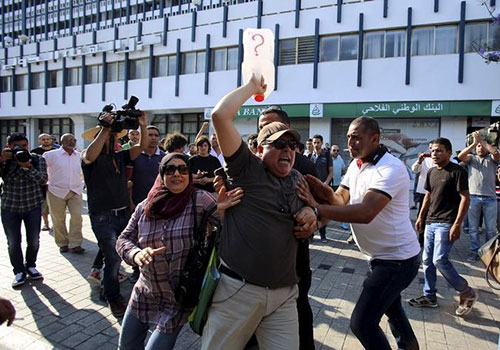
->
[164,164,190,175]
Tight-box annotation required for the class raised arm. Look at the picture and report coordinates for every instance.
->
[211,75,266,158]
[129,112,148,161]
[457,140,476,164]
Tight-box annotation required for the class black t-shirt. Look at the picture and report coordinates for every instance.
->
[425,162,468,223]
[82,150,131,212]
[294,152,318,177]
[189,154,222,193]
[31,146,55,155]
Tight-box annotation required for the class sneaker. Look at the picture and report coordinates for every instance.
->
[456,291,478,317]
[12,272,26,288]
[408,295,438,308]
[346,235,356,245]
[466,253,480,263]
[321,238,328,243]
[108,296,127,318]
[129,268,140,283]
[59,246,69,253]
[87,268,102,285]
[26,267,43,280]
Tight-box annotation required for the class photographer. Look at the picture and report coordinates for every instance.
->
[81,104,147,318]
[0,133,48,288]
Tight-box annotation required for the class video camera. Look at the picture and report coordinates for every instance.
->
[466,122,500,147]
[9,146,32,163]
[98,96,142,133]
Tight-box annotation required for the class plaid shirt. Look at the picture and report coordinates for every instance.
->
[0,154,48,212]
[116,189,220,334]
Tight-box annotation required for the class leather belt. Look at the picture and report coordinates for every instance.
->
[219,264,267,288]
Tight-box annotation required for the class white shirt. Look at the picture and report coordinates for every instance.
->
[341,152,420,261]
[411,157,434,194]
[210,148,225,167]
[43,148,84,199]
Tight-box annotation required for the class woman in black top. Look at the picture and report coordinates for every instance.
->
[189,136,222,194]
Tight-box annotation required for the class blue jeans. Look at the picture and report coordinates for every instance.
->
[350,254,420,350]
[468,195,498,254]
[89,210,130,301]
[1,206,42,275]
[423,223,468,298]
[118,307,182,350]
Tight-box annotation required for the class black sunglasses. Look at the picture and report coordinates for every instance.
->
[164,164,189,175]
[264,138,298,151]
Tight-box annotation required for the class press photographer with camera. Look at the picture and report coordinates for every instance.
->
[0,133,48,288]
[81,96,148,318]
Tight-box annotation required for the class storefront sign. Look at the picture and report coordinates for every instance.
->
[471,117,490,127]
[492,100,500,116]
[359,102,446,116]
[309,104,323,118]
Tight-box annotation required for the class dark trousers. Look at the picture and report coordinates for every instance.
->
[2,206,42,274]
[350,254,420,350]
[89,210,130,301]
[297,239,315,350]
[319,226,326,240]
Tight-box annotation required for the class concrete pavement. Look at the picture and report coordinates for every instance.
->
[0,212,499,350]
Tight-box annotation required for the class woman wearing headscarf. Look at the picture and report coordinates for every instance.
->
[116,153,241,350]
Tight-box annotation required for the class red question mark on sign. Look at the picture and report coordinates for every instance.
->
[252,34,265,56]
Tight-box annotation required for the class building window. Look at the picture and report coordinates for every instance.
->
[130,59,149,80]
[339,35,358,61]
[319,36,339,62]
[154,56,169,77]
[196,51,206,73]
[279,39,297,65]
[168,56,177,76]
[488,22,500,51]
[86,65,102,84]
[212,48,227,71]
[227,48,238,70]
[411,27,434,56]
[106,61,125,82]
[385,30,406,58]
[182,52,196,74]
[67,67,81,86]
[297,36,315,64]
[16,74,28,91]
[0,119,26,150]
[49,70,63,88]
[152,113,203,143]
[38,118,74,143]
[1,76,12,92]
[435,25,457,54]
[279,37,315,65]
[464,22,487,53]
[32,72,45,89]
[364,31,385,59]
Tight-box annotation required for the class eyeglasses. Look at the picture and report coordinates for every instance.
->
[164,165,189,175]
[263,138,298,151]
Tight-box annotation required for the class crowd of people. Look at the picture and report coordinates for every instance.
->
[0,76,495,350]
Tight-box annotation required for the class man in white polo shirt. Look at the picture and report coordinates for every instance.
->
[43,134,85,254]
[298,116,420,350]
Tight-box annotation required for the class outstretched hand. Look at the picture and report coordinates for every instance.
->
[302,175,335,205]
[217,187,244,212]
[133,246,167,267]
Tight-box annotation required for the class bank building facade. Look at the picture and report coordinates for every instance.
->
[0,0,499,164]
